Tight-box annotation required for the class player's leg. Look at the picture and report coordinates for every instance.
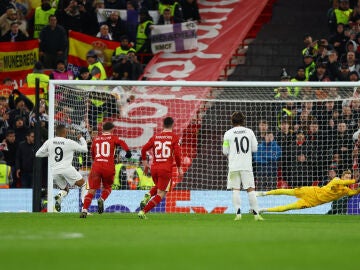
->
[81,188,96,218]
[232,189,241,220]
[65,167,88,205]
[247,188,264,221]
[139,169,157,210]
[139,189,166,219]
[97,170,115,214]
[260,200,305,213]
[81,169,101,218]
[74,178,87,205]
[139,168,158,216]
[140,192,152,210]
[258,188,296,197]
[53,175,68,212]
[78,167,90,203]
[241,171,264,221]
[139,168,170,218]
[227,171,242,220]
[54,188,68,212]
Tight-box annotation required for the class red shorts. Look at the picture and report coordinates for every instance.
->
[151,166,172,191]
[88,165,115,190]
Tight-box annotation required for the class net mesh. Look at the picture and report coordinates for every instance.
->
[47,81,360,214]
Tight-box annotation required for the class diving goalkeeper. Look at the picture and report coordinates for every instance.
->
[257,170,360,213]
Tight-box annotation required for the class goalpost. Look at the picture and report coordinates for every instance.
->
[46,80,360,215]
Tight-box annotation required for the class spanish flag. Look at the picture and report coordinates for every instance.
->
[68,30,119,77]
[0,39,39,83]
[0,85,43,105]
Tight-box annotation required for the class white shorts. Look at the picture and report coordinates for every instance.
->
[227,170,255,190]
[53,167,83,189]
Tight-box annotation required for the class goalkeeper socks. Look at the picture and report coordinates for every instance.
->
[100,187,112,201]
[232,189,241,214]
[143,195,162,213]
[83,192,94,211]
[248,191,260,215]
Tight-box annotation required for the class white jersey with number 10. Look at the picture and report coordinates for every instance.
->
[223,126,258,172]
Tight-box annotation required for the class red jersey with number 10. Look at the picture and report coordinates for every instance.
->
[91,132,130,170]
[141,131,181,169]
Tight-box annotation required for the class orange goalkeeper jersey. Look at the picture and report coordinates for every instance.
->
[295,178,360,206]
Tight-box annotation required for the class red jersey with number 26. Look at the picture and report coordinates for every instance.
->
[91,132,130,170]
[141,131,181,169]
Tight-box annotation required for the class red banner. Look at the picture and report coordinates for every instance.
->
[67,30,119,76]
[130,0,269,186]
[143,0,268,82]
[0,39,39,84]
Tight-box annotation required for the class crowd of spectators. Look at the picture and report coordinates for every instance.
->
[0,0,201,78]
[0,87,41,188]
[3,0,360,193]
[0,0,201,189]
[254,0,360,190]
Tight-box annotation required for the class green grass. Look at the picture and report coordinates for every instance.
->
[1,213,360,270]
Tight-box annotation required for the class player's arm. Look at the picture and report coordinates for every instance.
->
[173,136,183,179]
[141,137,153,168]
[347,188,360,196]
[90,141,95,161]
[173,136,182,168]
[331,179,356,186]
[250,130,258,153]
[115,137,131,158]
[35,140,49,157]
[71,136,88,153]
[222,133,229,156]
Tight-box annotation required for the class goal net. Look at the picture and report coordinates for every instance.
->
[46,80,360,215]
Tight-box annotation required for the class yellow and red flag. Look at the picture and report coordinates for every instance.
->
[67,30,119,77]
[0,39,39,84]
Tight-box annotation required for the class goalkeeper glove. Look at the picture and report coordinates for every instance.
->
[125,150,132,159]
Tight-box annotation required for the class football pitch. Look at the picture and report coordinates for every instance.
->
[1,213,359,270]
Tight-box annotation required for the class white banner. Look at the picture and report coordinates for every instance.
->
[151,21,198,54]
[97,8,160,24]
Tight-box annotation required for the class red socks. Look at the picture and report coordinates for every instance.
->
[149,186,157,197]
[82,187,112,211]
[101,187,112,201]
[143,195,162,213]
[82,193,94,210]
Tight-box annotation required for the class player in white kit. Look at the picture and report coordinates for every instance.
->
[223,112,263,221]
[36,124,88,212]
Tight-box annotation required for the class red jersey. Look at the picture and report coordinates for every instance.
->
[141,131,181,169]
[91,132,130,169]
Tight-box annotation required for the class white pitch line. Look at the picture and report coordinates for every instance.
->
[0,232,84,240]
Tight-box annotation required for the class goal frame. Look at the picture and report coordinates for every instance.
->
[46,80,360,213]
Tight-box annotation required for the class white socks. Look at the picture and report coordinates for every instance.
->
[248,190,260,215]
[57,189,68,202]
[80,183,87,204]
[232,189,241,214]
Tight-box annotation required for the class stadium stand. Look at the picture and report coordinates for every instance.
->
[228,0,330,81]
[1,0,356,193]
